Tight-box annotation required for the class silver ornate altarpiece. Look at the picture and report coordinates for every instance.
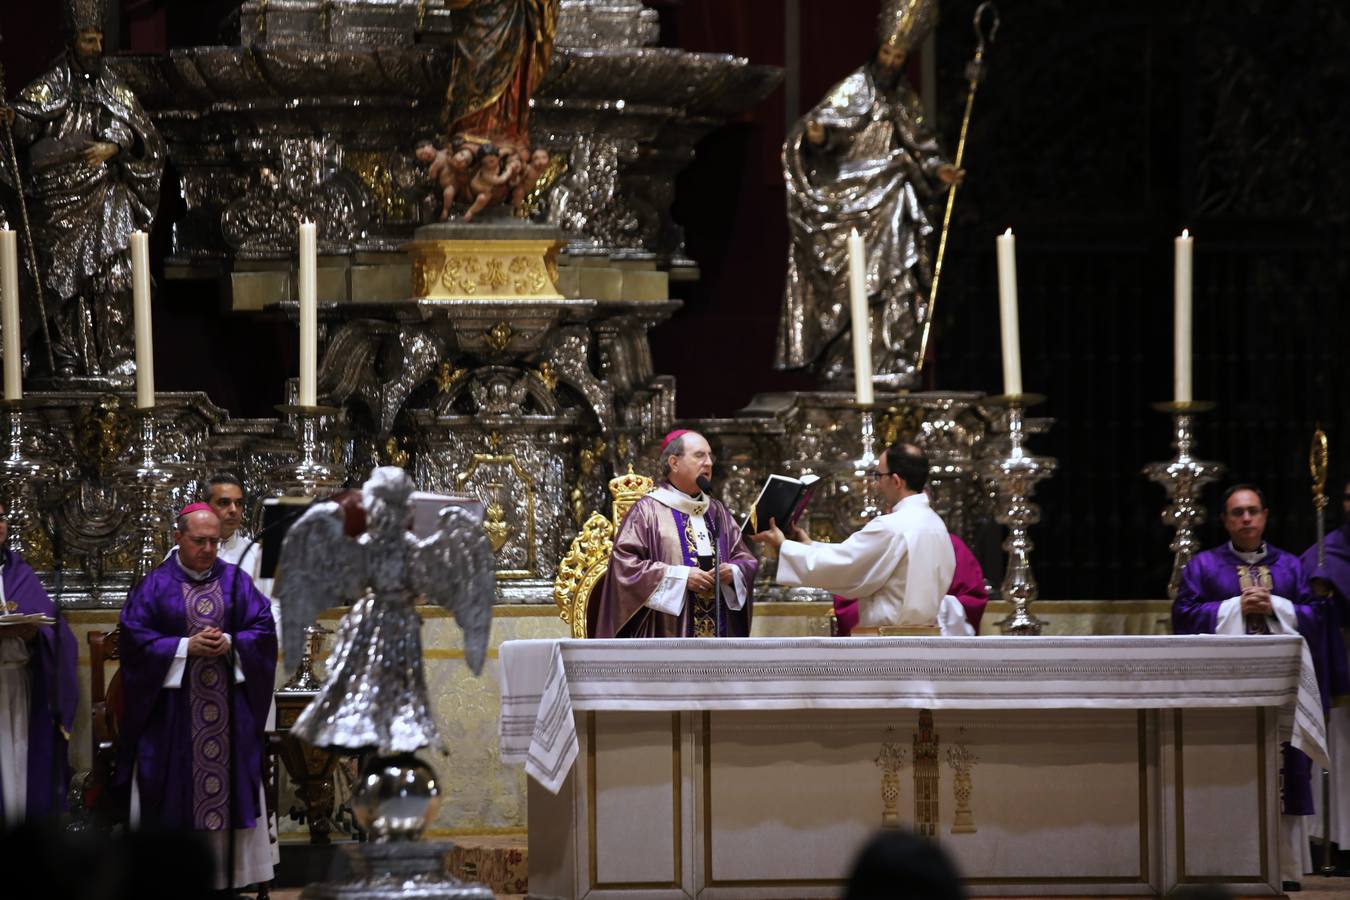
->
[1,0,1016,617]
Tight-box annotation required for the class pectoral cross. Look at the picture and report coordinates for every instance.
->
[1237,565,1273,635]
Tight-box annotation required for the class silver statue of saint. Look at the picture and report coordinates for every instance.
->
[3,0,165,379]
[778,0,961,390]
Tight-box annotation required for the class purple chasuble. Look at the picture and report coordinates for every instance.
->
[1301,523,1350,701]
[593,489,759,639]
[1173,542,1331,815]
[0,547,77,821]
[115,557,276,831]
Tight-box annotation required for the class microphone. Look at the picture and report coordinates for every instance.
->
[696,475,713,495]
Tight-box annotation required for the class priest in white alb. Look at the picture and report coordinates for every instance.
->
[754,442,959,634]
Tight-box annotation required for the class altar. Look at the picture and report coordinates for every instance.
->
[500,635,1328,899]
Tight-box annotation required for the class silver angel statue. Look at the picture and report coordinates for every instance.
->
[2,0,165,379]
[275,467,494,754]
[778,0,961,389]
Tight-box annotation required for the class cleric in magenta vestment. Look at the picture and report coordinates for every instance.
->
[115,505,277,888]
[593,431,758,639]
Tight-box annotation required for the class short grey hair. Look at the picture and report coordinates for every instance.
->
[659,434,689,479]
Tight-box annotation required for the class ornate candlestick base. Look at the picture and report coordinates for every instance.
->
[0,400,57,563]
[1142,402,1224,601]
[835,404,883,522]
[117,408,182,582]
[981,395,1056,636]
[273,404,345,496]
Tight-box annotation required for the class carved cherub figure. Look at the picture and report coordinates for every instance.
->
[462,147,514,223]
[512,147,553,207]
[416,139,477,222]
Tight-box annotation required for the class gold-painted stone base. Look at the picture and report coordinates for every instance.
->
[408,238,564,301]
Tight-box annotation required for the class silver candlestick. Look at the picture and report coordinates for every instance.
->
[0,399,56,563]
[981,394,1056,635]
[119,408,182,583]
[1142,401,1224,601]
[838,403,884,521]
[273,404,345,496]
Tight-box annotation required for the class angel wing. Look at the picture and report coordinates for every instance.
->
[273,500,368,668]
[408,502,495,675]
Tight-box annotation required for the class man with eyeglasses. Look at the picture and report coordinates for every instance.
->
[116,503,277,891]
[593,430,758,638]
[1174,483,1346,891]
[753,442,955,634]
[0,501,77,824]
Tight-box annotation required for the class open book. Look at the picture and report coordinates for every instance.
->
[739,473,821,538]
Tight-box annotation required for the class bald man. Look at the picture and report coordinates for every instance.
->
[116,504,277,891]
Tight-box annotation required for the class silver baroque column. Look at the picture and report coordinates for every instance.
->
[1142,401,1224,601]
[118,410,183,582]
[981,395,1056,635]
[0,400,56,563]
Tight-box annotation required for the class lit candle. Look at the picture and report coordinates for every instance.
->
[847,228,873,405]
[1174,229,1193,404]
[298,221,317,407]
[130,230,154,408]
[995,228,1022,396]
[1,230,21,402]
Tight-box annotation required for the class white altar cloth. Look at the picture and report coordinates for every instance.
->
[499,635,1328,794]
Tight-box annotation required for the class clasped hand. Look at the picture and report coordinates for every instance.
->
[82,140,118,167]
[687,564,735,594]
[187,627,229,657]
[1239,585,1273,616]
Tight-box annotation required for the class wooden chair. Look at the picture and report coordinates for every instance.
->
[86,627,123,818]
[552,467,654,637]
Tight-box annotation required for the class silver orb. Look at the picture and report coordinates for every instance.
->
[352,754,442,841]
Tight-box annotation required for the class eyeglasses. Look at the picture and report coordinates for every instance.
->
[869,470,896,480]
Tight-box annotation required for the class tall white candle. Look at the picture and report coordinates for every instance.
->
[995,228,1023,396]
[1174,229,1193,404]
[847,228,873,405]
[298,221,317,407]
[1,230,21,402]
[130,230,155,408]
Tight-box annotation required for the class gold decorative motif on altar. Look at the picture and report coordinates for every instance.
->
[912,709,939,837]
[406,238,564,301]
[344,151,411,222]
[74,397,130,479]
[946,728,979,834]
[531,360,558,392]
[484,322,513,352]
[437,363,468,395]
[382,436,410,469]
[875,728,906,828]
[483,495,512,554]
[879,405,923,447]
[552,466,654,638]
[570,437,606,526]
[514,154,570,220]
[456,456,535,579]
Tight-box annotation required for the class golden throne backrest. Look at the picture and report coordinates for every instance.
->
[552,467,655,638]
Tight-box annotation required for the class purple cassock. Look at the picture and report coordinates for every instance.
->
[0,547,77,820]
[115,556,276,832]
[1172,542,1338,815]
[593,489,759,639]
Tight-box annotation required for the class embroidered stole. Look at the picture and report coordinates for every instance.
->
[184,578,230,830]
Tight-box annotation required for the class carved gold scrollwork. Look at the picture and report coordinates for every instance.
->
[912,710,939,838]
[456,455,536,579]
[551,467,653,637]
[552,512,614,638]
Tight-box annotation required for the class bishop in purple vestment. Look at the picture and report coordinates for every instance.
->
[115,505,276,887]
[1172,485,1335,887]
[1300,477,1350,695]
[594,431,758,638]
[0,506,78,822]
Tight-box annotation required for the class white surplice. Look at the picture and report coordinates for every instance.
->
[777,492,955,628]
[0,562,31,825]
